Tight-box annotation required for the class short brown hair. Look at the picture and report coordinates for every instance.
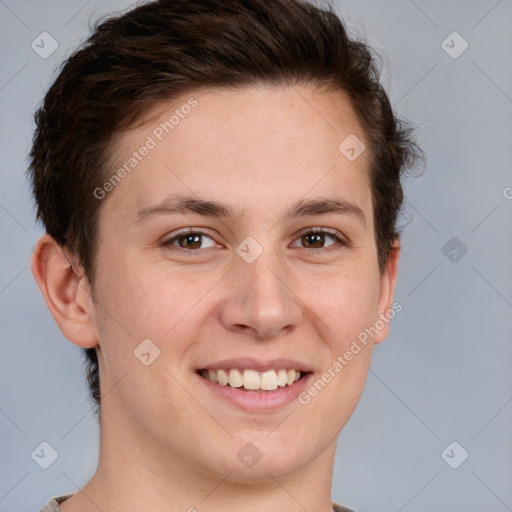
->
[29,0,422,409]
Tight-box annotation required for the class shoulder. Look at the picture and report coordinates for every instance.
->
[39,494,73,512]
[332,502,356,512]
[41,496,354,512]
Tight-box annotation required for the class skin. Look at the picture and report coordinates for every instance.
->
[32,85,399,512]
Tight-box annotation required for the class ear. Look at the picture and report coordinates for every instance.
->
[373,240,400,345]
[31,234,98,349]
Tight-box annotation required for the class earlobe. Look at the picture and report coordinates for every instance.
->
[373,241,400,345]
[31,234,98,349]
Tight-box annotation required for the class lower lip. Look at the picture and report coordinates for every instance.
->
[196,372,312,413]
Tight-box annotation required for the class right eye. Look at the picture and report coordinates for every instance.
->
[161,228,219,252]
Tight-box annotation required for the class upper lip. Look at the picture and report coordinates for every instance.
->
[197,358,313,373]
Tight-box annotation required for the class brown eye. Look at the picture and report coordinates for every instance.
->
[301,232,327,248]
[177,233,202,249]
[163,230,217,251]
[292,229,345,250]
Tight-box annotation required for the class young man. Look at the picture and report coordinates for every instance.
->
[30,1,420,511]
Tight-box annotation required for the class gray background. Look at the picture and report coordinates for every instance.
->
[0,1,511,511]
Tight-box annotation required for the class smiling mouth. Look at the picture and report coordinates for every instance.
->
[197,368,309,392]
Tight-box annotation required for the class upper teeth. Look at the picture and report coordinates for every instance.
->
[201,369,301,390]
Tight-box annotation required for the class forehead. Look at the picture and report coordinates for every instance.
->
[103,85,372,222]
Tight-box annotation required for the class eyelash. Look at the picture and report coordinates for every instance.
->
[161,227,349,254]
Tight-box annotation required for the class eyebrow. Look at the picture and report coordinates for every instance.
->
[286,197,366,226]
[134,194,366,226]
[135,195,242,222]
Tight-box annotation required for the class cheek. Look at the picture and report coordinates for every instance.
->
[91,259,195,415]
[307,264,382,346]
[95,254,175,335]
[301,271,380,418]
[92,254,215,369]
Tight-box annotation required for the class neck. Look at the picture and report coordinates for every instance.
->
[61,402,337,512]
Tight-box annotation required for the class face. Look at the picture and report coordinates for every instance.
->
[88,85,398,482]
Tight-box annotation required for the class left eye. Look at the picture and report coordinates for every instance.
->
[291,229,344,250]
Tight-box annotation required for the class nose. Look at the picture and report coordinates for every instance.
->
[218,247,303,340]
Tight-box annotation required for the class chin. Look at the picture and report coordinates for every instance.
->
[201,431,317,483]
